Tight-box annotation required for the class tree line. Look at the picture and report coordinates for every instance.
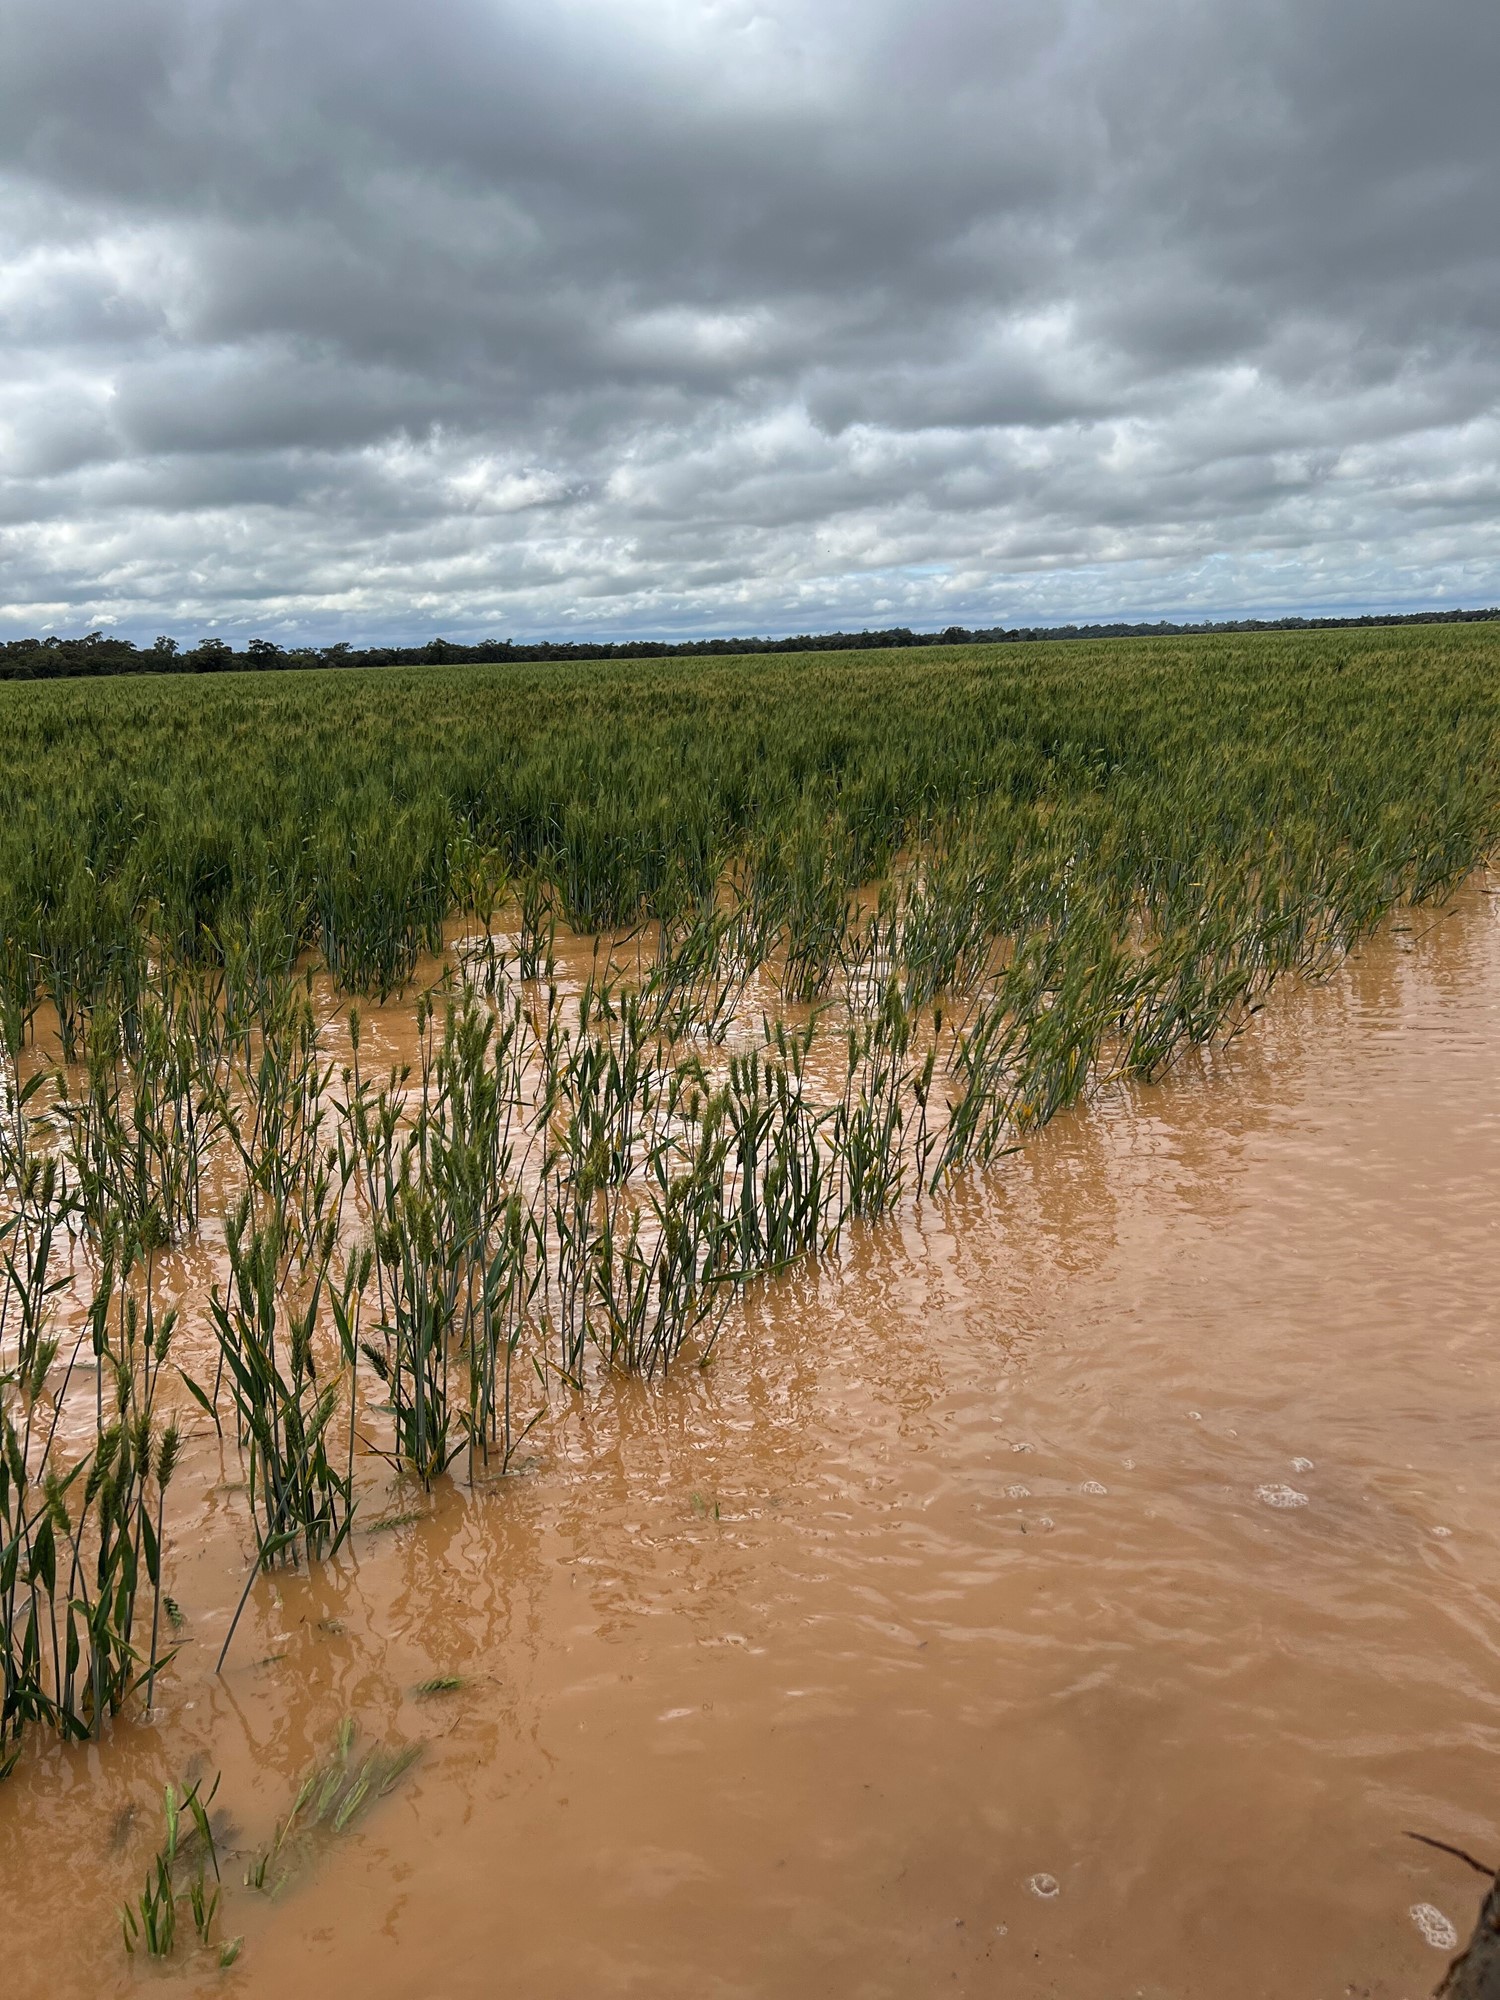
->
[1,608,1496,680]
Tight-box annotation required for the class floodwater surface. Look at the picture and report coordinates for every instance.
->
[3,889,1499,1998]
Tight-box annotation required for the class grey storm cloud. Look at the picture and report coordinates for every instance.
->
[0,0,1497,640]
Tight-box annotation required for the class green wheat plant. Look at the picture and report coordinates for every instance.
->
[120,1775,225,1959]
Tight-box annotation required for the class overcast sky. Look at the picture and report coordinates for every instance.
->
[2,0,1498,642]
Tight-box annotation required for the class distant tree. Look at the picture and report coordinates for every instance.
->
[153,635,179,655]
[246,638,283,660]
[188,637,234,670]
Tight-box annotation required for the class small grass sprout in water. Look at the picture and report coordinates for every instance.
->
[365,1507,430,1533]
[245,1716,422,1894]
[120,1774,226,1960]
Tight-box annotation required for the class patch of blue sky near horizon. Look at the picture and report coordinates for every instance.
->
[1,0,1498,644]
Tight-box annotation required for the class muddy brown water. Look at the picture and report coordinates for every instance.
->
[4,889,1500,1999]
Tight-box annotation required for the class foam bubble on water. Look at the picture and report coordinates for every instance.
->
[1256,1483,1309,1509]
[1121,1457,1136,1470]
[1036,1516,1055,1532]
[1410,1904,1458,1951]
[1080,1480,1108,1496]
[1431,1525,1453,1538]
[1010,1441,1033,1454]
[1007,1484,1031,1499]
[1290,1456,1316,1473]
[1188,1410,1203,1421]
[1028,1874,1060,1900]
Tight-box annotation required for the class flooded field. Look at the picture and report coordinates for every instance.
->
[2,881,1497,1997]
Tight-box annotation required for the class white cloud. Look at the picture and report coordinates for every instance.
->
[0,0,1497,639]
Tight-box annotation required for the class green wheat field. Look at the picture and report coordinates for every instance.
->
[2,624,1497,1958]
